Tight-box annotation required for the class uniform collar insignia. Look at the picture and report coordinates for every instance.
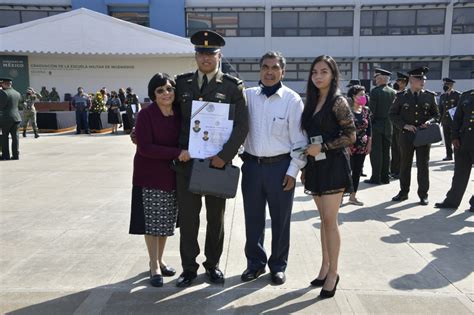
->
[215,93,226,100]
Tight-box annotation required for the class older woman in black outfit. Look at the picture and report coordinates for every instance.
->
[301,55,356,298]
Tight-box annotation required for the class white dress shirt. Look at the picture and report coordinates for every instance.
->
[244,84,308,178]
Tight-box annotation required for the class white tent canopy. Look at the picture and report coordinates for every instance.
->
[0,8,194,56]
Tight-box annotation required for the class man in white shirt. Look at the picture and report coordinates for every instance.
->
[240,51,308,285]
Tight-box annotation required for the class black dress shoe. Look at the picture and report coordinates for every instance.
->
[361,173,367,177]
[442,156,453,161]
[176,271,197,287]
[149,271,163,287]
[160,265,176,277]
[271,272,286,285]
[241,268,266,282]
[320,275,340,299]
[434,202,457,209]
[392,193,408,202]
[310,276,327,287]
[364,179,381,185]
[419,198,429,206]
[205,267,225,284]
[381,179,390,184]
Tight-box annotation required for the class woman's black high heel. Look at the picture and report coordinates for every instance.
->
[310,276,327,287]
[320,275,339,298]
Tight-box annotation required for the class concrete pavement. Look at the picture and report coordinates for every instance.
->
[0,131,473,314]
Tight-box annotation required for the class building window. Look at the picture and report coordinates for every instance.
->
[223,58,352,82]
[21,10,48,23]
[359,61,442,80]
[272,10,353,36]
[108,6,149,27]
[0,8,70,27]
[449,60,474,79]
[361,9,445,36]
[452,7,474,34]
[0,10,20,27]
[186,11,264,37]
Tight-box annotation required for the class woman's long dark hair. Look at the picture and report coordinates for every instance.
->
[301,55,341,131]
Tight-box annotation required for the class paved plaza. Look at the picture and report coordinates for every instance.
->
[0,131,473,314]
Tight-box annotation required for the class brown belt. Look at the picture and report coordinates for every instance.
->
[241,152,290,164]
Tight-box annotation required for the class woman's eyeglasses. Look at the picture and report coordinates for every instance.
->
[156,87,175,94]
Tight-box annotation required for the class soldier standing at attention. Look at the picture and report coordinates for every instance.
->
[125,87,141,129]
[0,77,22,160]
[365,68,396,185]
[40,86,49,102]
[389,67,439,205]
[173,30,248,287]
[439,78,461,161]
[49,87,60,102]
[21,87,40,138]
[435,88,474,212]
[390,72,409,179]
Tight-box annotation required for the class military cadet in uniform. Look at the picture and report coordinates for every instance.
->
[49,87,60,102]
[125,87,141,129]
[173,30,248,287]
[40,86,49,102]
[439,78,461,161]
[435,88,474,212]
[365,68,396,184]
[21,87,40,138]
[0,77,22,160]
[390,72,409,179]
[389,67,439,205]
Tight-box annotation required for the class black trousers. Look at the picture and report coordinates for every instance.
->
[370,130,391,182]
[1,122,20,160]
[399,131,430,198]
[241,157,294,273]
[442,124,453,157]
[351,153,366,192]
[445,147,473,207]
[176,170,226,273]
[391,127,401,174]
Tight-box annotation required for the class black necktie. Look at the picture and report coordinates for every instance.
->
[201,75,208,93]
[414,92,418,105]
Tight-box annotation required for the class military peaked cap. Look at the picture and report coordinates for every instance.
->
[442,77,456,83]
[346,79,361,87]
[396,72,409,81]
[0,77,13,82]
[408,66,429,79]
[374,68,392,76]
[191,30,225,53]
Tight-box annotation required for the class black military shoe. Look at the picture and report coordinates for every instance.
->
[241,268,266,282]
[419,198,429,206]
[271,272,286,285]
[392,193,408,202]
[176,271,197,288]
[434,202,457,209]
[442,156,453,161]
[205,267,224,284]
[364,179,381,185]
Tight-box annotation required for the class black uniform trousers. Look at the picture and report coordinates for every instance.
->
[399,131,430,198]
[1,121,20,160]
[351,153,366,192]
[241,156,294,273]
[442,124,453,158]
[391,127,401,174]
[370,130,391,182]
[445,147,473,207]
[176,168,226,273]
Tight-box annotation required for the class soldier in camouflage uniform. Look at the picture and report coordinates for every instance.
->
[49,87,60,102]
[439,78,461,161]
[389,67,439,205]
[40,86,50,102]
[21,87,40,138]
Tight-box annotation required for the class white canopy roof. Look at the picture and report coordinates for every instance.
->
[0,8,195,56]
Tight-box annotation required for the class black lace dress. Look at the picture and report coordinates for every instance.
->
[304,96,356,195]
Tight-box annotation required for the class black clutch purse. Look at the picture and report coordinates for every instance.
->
[188,159,240,199]
[413,123,442,147]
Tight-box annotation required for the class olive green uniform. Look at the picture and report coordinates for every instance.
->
[389,89,439,199]
[174,70,248,273]
[0,87,22,160]
[49,89,60,102]
[439,90,461,158]
[369,84,396,183]
[21,93,40,137]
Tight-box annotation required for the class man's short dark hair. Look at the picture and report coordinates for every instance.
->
[259,51,286,70]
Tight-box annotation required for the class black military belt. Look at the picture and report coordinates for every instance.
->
[242,152,290,164]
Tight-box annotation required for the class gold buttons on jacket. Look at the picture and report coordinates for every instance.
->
[415,112,418,115]
[415,120,418,123]
[199,97,203,101]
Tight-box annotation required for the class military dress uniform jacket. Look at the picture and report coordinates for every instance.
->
[175,70,249,163]
[440,90,461,126]
[369,84,396,136]
[0,88,22,127]
[452,89,474,151]
[390,89,439,130]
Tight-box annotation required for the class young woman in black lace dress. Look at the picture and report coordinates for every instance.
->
[300,55,356,298]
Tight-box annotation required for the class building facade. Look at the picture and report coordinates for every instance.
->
[1,0,473,93]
